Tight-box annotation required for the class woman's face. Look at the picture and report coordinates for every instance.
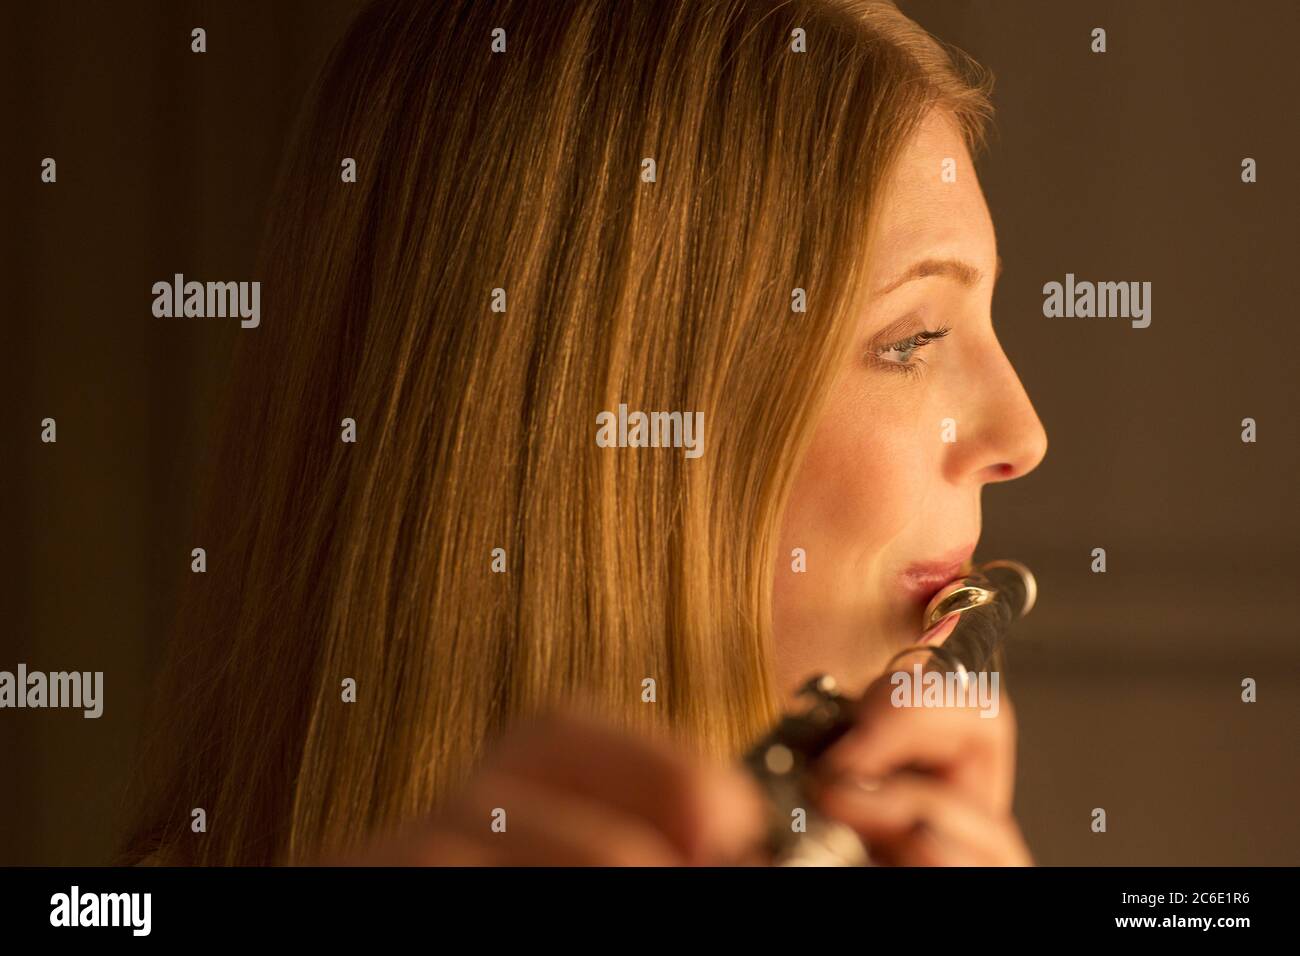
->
[771,110,1048,704]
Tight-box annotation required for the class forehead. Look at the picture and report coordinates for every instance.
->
[871,111,995,272]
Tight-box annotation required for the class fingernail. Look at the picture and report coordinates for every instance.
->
[821,771,885,793]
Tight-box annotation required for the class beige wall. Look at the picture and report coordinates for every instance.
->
[903,0,1300,864]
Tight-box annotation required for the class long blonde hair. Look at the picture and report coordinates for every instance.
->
[121,0,991,865]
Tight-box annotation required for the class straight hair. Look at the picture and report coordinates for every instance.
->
[120,0,992,865]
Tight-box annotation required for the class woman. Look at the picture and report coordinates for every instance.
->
[122,0,1047,866]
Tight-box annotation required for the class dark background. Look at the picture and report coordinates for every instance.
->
[2,0,1297,865]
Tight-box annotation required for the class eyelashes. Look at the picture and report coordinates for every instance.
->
[869,324,951,378]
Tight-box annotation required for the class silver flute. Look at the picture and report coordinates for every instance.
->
[741,559,1038,866]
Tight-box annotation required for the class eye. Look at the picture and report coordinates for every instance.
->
[871,325,951,374]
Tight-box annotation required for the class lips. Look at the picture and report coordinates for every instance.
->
[898,544,976,609]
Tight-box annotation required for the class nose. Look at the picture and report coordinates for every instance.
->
[944,340,1048,486]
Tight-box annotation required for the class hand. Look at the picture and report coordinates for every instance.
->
[806,651,1034,866]
[334,707,770,866]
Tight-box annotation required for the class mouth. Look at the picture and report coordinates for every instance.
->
[897,543,977,611]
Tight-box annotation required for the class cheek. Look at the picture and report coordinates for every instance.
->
[778,388,924,578]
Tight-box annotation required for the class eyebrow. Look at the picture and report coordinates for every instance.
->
[876,255,1003,295]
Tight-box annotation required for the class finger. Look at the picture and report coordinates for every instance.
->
[887,822,989,867]
[443,770,688,866]
[895,816,1032,867]
[485,710,767,864]
[811,773,1032,866]
[816,777,1029,866]
[815,669,1016,813]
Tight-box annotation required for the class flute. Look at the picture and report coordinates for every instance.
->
[742,559,1038,866]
